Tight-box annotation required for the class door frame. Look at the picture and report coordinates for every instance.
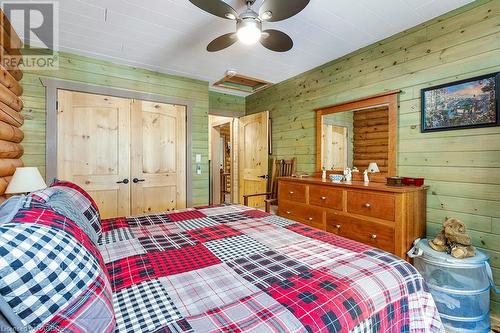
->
[41,78,194,207]
[208,115,236,205]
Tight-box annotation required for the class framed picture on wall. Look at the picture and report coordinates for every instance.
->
[421,72,499,132]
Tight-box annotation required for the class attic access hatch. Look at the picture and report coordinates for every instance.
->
[213,73,272,93]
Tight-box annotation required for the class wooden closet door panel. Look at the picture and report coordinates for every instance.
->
[131,100,186,215]
[57,90,131,219]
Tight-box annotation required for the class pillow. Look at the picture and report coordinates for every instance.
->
[52,180,100,216]
[32,180,102,239]
[0,196,30,224]
[0,201,115,332]
[43,189,99,245]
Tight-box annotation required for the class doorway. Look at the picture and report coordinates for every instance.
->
[209,115,238,204]
[209,111,270,208]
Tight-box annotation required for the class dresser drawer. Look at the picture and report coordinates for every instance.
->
[347,190,395,221]
[279,182,307,203]
[279,201,325,229]
[309,185,343,210]
[326,213,394,253]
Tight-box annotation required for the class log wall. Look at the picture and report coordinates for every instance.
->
[353,107,389,173]
[0,10,24,198]
[246,0,500,315]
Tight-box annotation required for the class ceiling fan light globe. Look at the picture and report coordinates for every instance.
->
[237,25,261,44]
[236,18,262,45]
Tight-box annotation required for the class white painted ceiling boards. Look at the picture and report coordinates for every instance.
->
[33,0,475,94]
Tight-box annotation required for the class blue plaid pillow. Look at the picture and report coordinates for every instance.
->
[41,189,99,245]
[0,204,115,332]
[32,185,102,239]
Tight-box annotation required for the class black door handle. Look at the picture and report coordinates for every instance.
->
[258,175,269,179]
[133,178,146,183]
[116,178,129,184]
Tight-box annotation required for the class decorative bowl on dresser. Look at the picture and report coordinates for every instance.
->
[277,176,427,260]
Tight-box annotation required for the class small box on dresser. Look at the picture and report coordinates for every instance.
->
[277,177,428,260]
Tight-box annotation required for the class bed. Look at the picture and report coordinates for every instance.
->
[99,204,443,333]
[0,182,443,333]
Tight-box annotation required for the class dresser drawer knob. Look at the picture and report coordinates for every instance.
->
[335,224,341,229]
[371,234,377,240]
[289,191,294,194]
[320,196,327,200]
[286,211,291,215]
[363,203,371,208]
[308,217,313,221]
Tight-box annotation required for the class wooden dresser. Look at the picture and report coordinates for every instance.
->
[277,177,427,260]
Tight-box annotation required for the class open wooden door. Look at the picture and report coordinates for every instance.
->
[322,124,348,169]
[57,90,131,219]
[238,111,269,208]
[131,100,186,215]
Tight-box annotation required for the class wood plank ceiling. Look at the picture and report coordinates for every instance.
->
[15,0,473,95]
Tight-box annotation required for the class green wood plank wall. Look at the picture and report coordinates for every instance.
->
[21,51,210,206]
[209,91,246,116]
[246,0,500,314]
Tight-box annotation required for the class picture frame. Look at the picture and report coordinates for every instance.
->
[421,72,499,132]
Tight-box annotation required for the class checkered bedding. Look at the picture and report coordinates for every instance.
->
[0,198,115,333]
[100,205,444,333]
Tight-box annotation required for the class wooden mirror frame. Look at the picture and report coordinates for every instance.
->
[315,90,400,179]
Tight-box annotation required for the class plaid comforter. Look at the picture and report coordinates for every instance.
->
[99,204,443,333]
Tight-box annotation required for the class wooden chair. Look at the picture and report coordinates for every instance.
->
[243,157,297,213]
[220,169,231,203]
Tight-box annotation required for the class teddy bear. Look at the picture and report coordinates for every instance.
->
[429,218,475,259]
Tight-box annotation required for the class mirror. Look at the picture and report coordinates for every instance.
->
[315,91,399,180]
[321,111,354,170]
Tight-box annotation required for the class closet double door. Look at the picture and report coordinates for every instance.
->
[57,90,186,219]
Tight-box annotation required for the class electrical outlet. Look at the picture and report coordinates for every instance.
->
[195,154,202,163]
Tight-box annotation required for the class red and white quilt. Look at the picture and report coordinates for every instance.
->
[99,204,443,333]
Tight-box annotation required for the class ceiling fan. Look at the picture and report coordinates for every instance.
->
[189,0,310,52]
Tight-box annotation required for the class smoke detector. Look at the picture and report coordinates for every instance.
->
[226,70,238,77]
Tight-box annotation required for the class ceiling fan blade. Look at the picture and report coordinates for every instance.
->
[259,0,310,22]
[260,29,293,52]
[207,33,237,52]
[188,0,238,20]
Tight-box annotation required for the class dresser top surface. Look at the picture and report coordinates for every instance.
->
[278,177,427,193]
